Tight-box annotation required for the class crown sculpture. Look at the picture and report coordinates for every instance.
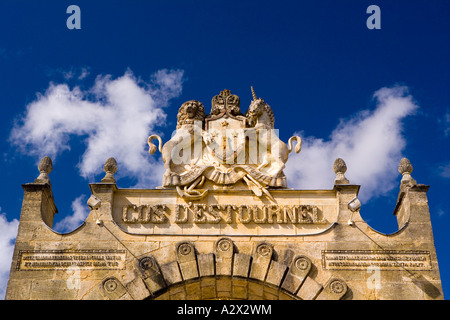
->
[148,87,302,201]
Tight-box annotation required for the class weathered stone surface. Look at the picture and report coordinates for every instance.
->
[233,253,252,278]
[176,242,199,280]
[100,277,129,300]
[249,242,273,281]
[160,261,182,286]
[5,91,444,301]
[281,255,312,294]
[297,276,323,300]
[215,238,234,276]
[126,274,151,300]
[198,253,215,277]
[265,260,288,287]
[316,277,348,300]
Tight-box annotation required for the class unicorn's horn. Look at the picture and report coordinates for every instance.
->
[251,86,257,100]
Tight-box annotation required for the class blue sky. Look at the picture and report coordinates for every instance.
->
[0,0,449,299]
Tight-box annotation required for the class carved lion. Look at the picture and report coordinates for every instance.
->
[176,100,205,129]
[148,100,205,185]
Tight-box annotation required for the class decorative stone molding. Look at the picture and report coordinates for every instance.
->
[176,241,199,280]
[100,276,130,300]
[215,237,234,276]
[86,239,349,300]
[250,242,274,281]
[316,277,348,300]
[136,255,166,294]
[281,255,312,294]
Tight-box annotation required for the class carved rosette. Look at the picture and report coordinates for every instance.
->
[294,256,311,271]
[139,256,155,271]
[329,279,346,294]
[318,277,349,300]
[103,278,118,292]
[176,241,197,265]
[256,242,273,257]
[100,276,129,300]
[216,238,233,254]
[178,243,192,256]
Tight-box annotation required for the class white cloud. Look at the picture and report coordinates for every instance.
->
[62,70,74,80]
[9,68,183,235]
[439,163,450,178]
[444,110,450,137]
[0,209,19,300]
[78,67,90,80]
[61,67,90,81]
[10,68,183,187]
[53,195,90,233]
[284,85,418,203]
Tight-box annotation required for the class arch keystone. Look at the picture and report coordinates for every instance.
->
[100,276,131,300]
[249,242,273,281]
[136,255,166,294]
[215,237,234,275]
[316,277,348,300]
[176,241,199,280]
[281,255,312,294]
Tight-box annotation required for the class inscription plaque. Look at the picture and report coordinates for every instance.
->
[17,250,126,271]
[322,250,432,271]
[112,189,338,236]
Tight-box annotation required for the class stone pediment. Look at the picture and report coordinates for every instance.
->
[5,83,444,300]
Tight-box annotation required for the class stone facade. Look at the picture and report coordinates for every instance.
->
[5,89,443,300]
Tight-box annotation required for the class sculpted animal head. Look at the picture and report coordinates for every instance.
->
[177,100,205,128]
[245,98,275,128]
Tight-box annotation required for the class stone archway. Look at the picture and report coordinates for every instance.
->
[93,238,349,300]
[149,276,298,300]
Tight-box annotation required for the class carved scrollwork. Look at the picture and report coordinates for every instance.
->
[178,243,192,256]
[295,256,311,271]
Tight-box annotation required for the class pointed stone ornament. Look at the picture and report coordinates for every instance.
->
[35,156,53,184]
[101,157,118,183]
[398,157,416,186]
[333,158,349,184]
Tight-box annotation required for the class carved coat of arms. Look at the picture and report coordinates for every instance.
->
[148,88,301,201]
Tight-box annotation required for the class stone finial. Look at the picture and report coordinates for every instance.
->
[398,157,416,186]
[101,157,117,183]
[333,158,349,184]
[35,156,53,184]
